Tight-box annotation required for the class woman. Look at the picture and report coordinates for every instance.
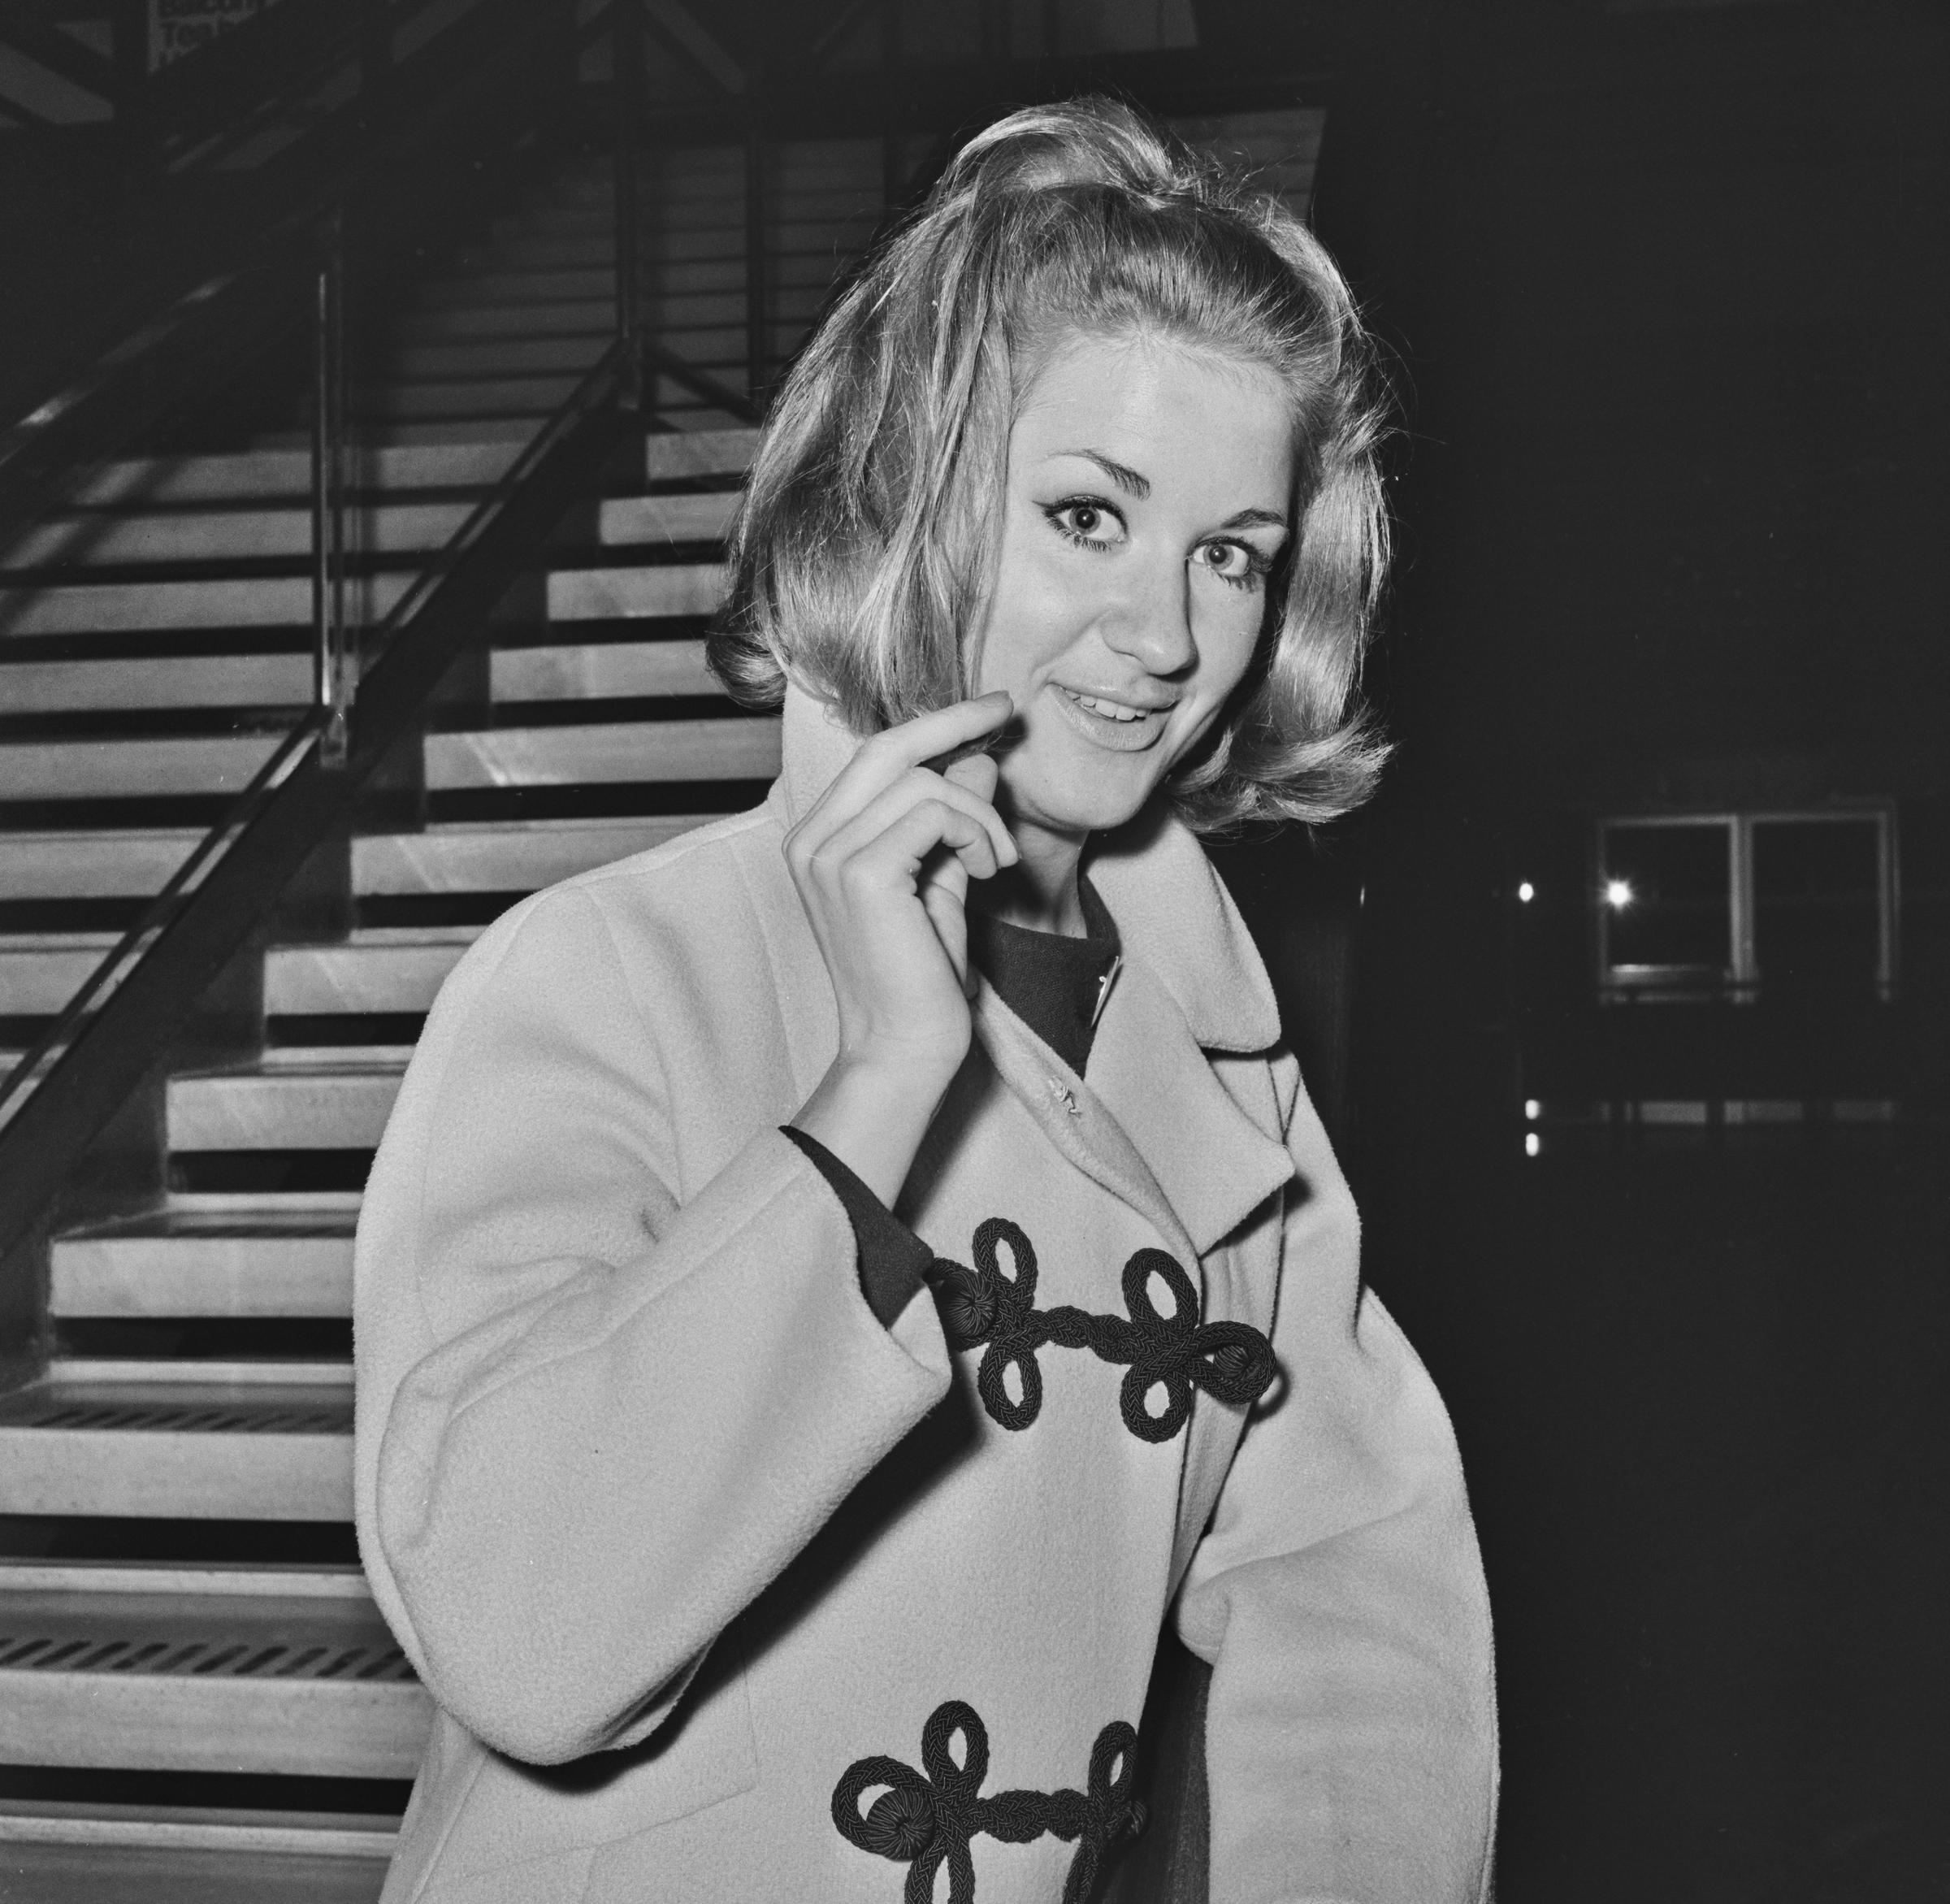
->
[354,98,1497,1904]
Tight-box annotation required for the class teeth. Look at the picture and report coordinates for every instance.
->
[1072,693,1146,722]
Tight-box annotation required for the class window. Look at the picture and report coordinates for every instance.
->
[1597,809,1894,1000]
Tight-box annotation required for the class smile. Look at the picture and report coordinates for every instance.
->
[1050,684,1172,752]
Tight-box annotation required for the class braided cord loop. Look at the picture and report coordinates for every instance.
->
[926,1220,1277,1441]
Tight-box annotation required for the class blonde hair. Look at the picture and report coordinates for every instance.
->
[710,95,1393,829]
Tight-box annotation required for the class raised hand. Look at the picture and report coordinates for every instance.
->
[786,692,1016,1207]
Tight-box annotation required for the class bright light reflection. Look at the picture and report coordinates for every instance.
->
[1524,1132,1541,1158]
[1604,878,1634,909]
[1517,881,1535,903]
[1524,1099,1540,1121]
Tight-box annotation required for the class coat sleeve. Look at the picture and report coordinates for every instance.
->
[352,883,954,1768]
[1173,1057,1499,1903]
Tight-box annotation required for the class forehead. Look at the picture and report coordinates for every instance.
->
[1010,332,1294,501]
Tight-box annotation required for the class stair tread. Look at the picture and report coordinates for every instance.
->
[352,813,723,893]
[0,1562,367,1598]
[423,715,781,789]
[0,1375,354,1420]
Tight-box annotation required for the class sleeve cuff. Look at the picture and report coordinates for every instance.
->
[781,1125,934,1329]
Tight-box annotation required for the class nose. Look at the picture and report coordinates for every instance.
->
[1096,559,1197,678]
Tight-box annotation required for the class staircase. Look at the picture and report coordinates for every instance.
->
[0,145,783,1901]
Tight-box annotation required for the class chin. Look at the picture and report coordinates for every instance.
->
[1003,766,1162,839]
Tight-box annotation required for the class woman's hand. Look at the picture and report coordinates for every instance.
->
[786,692,1016,1206]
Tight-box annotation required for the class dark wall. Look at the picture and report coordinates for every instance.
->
[1310,6,1950,1897]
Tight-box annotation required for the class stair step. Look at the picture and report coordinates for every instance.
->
[470,234,617,271]
[51,1198,358,1320]
[0,829,203,899]
[0,574,409,637]
[0,1568,425,1774]
[1,502,476,573]
[0,935,115,1015]
[598,491,740,544]
[0,1801,392,1904]
[265,928,479,1017]
[491,637,722,702]
[546,560,726,621]
[0,652,310,716]
[423,715,780,790]
[58,441,520,509]
[0,1377,353,1520]
[351,814,722,894]
[167,1052,406,1152]
[641,428,760,482]
[0,731,286,801]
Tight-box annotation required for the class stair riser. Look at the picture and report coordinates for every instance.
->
[548,562,725,622]
[0,832,200,899]
[0,1432,350,1520]
[424,717,780,791]
[642,430,760,482]
[0,654,310,716]
[0,948,115,1017]
[372,379,583,421]
[266,945,467,1017]
[2,504,475,572]
[59,443,518,509]
[492,640,723,703]
[598,492,740,544]
[394,299,613,342]
[168,1075,401,1152]
[0,575,409,637]
[0,734,283,802]
[386,339,612,379]
[0,1677,428,1778]
[352,816,720,895]
[50,1238,354,1320]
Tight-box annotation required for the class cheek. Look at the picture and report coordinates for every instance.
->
[1192,590,1269,704]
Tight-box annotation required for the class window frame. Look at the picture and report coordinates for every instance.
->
[1594,805,1896,1003]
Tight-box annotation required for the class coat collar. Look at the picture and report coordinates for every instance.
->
[771,686,1283,1059]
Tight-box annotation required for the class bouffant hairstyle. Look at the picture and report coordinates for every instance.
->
[710,95,1392,829]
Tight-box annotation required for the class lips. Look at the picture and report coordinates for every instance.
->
[1049,683,1174,752]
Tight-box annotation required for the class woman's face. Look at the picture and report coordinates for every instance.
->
[972,331,1295,841]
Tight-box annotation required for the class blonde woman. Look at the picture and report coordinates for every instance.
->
[355,98,1497,1904]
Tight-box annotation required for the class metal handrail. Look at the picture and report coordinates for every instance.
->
[0,336,638,1264]
[0,0,653,1270]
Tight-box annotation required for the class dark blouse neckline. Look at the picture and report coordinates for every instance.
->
[967,878,1122,1078]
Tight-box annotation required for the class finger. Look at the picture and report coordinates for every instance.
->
[941,748,1000,806]
[838,796,999,892]
[800,694,1014,839]
[919,854,973,989]
[816,769,1015,877]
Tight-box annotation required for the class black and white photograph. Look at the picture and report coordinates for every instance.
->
[0,1,1942,1899]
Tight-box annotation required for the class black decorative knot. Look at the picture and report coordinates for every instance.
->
[832,1699,1145,1904]
[928,1218,1277,1442]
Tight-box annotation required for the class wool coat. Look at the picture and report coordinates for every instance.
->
[352,686,1499,1904]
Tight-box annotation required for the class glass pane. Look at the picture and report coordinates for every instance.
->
[1601,822,1731,973]
[1753,819,1882,991]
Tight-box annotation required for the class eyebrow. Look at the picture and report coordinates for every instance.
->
[1051,451,1288,531]
[1055,449,1151,499]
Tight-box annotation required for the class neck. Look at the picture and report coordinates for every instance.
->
[977,818,1089,936]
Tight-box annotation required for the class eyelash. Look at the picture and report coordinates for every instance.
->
[1041,497,1271,592]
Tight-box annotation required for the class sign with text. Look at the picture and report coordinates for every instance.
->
[150,0,280,72]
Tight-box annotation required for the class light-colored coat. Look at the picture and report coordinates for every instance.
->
[353,687,1498,1904]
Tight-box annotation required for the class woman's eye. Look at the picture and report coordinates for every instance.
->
[1194,540,1264,589]
[1045,500,1125,549]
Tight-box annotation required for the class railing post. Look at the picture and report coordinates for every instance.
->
[743,62,767,410]
[614,0,644,407]
[312,206,351,771]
